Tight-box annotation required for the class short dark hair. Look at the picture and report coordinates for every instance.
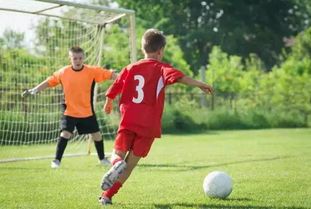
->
[142,29,166,53]
[69,46,84,54]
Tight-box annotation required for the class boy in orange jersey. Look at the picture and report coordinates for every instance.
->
[98,29,213,205]
[22,46,117,168]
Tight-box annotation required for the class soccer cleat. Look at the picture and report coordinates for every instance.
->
[101,160,126,191]
[98,196,112,205]
[100,158,111,166]
[51,159,60,169]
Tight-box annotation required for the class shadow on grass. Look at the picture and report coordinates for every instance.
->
[153,203,308,209]
[138,156,292,171]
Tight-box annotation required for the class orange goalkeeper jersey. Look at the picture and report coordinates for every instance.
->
[47,64,112,118]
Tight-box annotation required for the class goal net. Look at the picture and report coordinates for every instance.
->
[0,0,136,162]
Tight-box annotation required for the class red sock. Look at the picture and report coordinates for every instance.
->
[102,181,123,199]
[111,156,123,165]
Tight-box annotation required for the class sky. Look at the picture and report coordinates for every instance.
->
[0,0,90,36]
[0,11,36,35]
[0,0,98,49]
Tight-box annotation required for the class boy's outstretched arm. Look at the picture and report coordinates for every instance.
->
[22,80,49,97]
[177,76,213,94]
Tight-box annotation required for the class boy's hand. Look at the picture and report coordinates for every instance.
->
[200,84,213,94]
[103,98,113,114]
[111,70,118,80]
[21,88,37,97]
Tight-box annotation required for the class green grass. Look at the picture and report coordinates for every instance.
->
[0,129,310,209]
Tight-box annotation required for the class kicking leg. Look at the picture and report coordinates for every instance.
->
[100,149,127,190]
[118,150,141,183]
[100,151,141,205]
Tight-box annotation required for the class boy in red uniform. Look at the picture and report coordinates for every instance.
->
[22,46,116,168]
[99,29,213,205]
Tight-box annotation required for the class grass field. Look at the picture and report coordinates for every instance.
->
[0,129,310,209]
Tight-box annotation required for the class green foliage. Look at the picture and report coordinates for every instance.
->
[0,110,60,145]
[202,108,246,130]
[0,99,117,145]
[95,107,119,134]
[203,44,310,129]
[162,104,307,132]
[35,18,68,59]
[239,54,264,100]
[0,29,24,49]
[162,99,205,133]
[116,0,311,71]
[291,26,311,60]
[101,24,131,70]
[163,35,192,76]
[206,46,243,95]
[162,34,311,131]
[281,27,311,75]
[267,110,306,128]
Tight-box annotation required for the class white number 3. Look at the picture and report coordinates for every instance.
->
[132,75,145,103]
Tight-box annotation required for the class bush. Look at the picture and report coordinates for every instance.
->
[162,101,307,133]
[267,110,306,128]
[162,100,206,134]
[239,109,271,129]
[205,108,247,130]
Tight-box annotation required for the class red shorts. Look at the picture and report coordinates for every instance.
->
[114,129,155,157]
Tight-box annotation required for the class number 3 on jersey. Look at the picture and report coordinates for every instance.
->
[132,75,145,103]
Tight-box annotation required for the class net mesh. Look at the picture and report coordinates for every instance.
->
[0,0,134,162]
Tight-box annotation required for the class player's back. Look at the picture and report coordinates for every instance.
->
[119,59,165,105]
[108,58,184,137]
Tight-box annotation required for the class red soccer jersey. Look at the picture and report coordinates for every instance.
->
[106,59,184,138]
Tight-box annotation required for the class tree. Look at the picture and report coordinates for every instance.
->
[281,26,311,75]
[206,46,243,95]
[116,0,311,72]
[0,29,24,49]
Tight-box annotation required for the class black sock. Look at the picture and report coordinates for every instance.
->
[55,137,68,162]
[94,140,105,160]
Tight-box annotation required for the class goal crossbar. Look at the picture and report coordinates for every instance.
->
[0,0,135,24]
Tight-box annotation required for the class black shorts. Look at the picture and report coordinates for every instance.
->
[60,115,100,135]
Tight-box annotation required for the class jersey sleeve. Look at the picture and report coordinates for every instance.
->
[93,66,113,83]
[106,67,128,99]
[46,69,62,87]
[162,66,185,85]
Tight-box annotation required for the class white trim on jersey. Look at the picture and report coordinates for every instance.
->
[156,76,164,99]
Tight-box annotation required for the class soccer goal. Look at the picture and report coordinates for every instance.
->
[0,0,136,162]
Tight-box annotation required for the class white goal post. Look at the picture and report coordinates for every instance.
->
[0,0,136,162]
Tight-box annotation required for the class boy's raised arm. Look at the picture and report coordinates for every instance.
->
[177,76,213,94]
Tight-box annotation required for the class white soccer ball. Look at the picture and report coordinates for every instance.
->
[203,171,233,199]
